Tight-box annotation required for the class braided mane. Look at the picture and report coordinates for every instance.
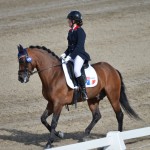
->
[29,45,60,61]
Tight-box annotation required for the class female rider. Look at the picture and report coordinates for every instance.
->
[60,11,91,100]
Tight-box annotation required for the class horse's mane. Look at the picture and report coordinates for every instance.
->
[29,45,60,61]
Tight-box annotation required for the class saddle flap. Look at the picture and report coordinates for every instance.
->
[62,60,98,89]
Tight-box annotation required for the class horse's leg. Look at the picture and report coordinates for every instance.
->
[105,88,124,132]
[84,99,101,139]
[116,109,124,131]
[41,102,64,139]
[45,104,63,149]
[41,109,52,132]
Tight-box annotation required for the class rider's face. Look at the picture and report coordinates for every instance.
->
[68,19,74,28]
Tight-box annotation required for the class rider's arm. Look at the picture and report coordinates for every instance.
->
[64,43,70,56]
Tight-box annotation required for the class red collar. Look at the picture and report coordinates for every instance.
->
[69,26,80,32]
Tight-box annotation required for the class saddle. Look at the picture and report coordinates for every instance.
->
[61,59,98,109]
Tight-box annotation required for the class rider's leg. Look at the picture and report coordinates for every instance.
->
[73,55,84,77]
[73,55,88,100]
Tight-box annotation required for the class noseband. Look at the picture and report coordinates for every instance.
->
[18,54,33,78]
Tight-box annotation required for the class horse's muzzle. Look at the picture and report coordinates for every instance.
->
[18,75,29,83]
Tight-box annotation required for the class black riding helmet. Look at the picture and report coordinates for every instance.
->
[67,11,83,26]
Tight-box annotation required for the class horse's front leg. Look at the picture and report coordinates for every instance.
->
[41,109,52,132]
[41,103,64,139]
[45,104,63,149]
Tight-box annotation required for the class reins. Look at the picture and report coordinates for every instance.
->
[30,63,63,75]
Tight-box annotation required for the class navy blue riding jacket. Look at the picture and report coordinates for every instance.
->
[65,26,91,61]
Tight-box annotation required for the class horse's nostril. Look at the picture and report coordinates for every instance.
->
[18,76,24,82]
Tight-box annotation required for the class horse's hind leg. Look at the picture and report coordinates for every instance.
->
[105,88,124,131]
[116,109,124,131]
[84,99,101,138]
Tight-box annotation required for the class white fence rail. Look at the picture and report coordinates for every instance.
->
[47,127,150,150]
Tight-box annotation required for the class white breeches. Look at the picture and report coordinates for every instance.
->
[72,55,84,78]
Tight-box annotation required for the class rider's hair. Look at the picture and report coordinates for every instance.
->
[76,20,83,26]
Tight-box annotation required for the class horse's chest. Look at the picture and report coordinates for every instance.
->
[42,89,49,101]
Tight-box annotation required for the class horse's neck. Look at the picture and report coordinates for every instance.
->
[34,50,60,88]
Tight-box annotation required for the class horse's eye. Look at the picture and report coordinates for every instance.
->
[19,58,25,64]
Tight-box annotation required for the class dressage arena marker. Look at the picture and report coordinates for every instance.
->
[47,127,150,150]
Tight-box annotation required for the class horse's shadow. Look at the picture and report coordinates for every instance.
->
[1,128,149,149]
[0,128,105,148]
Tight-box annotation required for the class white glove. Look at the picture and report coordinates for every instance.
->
[60,53,66,59]
[64,56,71,63]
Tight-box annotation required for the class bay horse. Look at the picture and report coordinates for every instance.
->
[17,44,140,148]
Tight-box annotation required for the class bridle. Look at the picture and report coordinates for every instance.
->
[18,55,63,76]
[18,54,64,77]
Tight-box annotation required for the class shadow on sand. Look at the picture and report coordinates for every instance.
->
[0,128,105,148]
[1,128,149,149]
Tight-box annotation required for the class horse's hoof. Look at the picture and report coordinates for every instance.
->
[45,142,52,149]
[82,136,91,142]
[57,131,64,139]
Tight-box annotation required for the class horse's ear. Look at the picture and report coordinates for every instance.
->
[17,45,20,52]
[19,44,24,51]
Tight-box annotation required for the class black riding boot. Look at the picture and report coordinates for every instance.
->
[77,76,88,101]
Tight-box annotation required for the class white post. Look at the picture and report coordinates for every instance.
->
[47,127,150,150]
[105,131,126,150]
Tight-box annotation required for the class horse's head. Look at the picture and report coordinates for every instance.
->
[17,44,35,83]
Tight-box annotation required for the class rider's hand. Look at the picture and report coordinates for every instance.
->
[64,56,71,63]
[60,53,66,59]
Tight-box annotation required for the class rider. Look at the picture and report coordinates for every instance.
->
[60,11,91,100]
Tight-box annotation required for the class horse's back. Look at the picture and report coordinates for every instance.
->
[92,62,117,73]
[92,62,121,87]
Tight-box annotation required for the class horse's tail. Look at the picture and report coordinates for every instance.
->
[117,70,141,120]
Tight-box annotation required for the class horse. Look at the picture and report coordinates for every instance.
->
[17,44,140,148]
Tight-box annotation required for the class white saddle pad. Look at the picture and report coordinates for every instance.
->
[62,60,98,89]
